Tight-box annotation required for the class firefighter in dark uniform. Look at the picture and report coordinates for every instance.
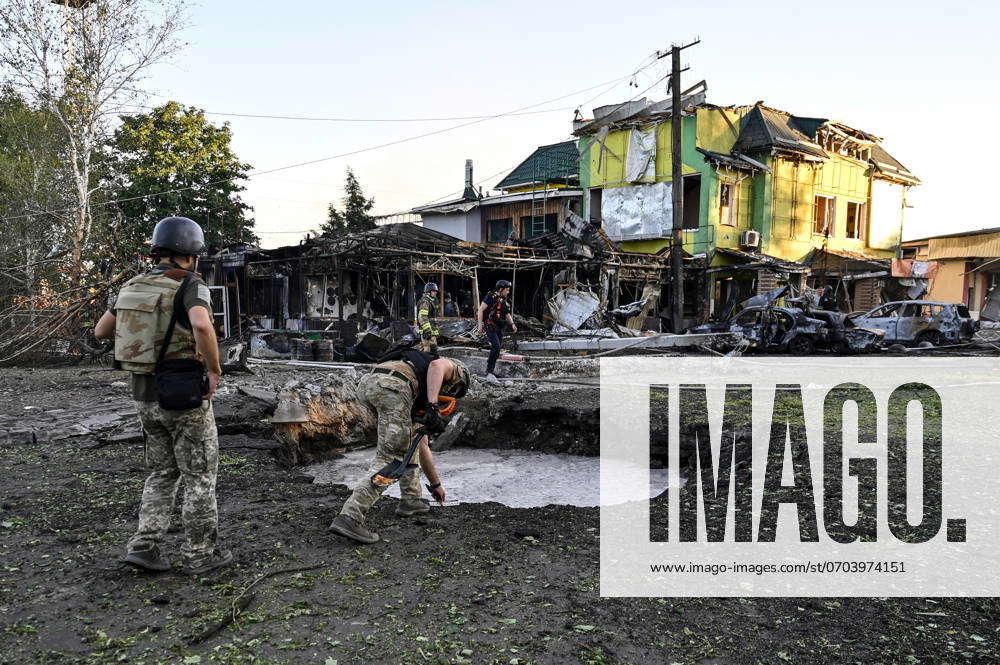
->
[477,279,517,380]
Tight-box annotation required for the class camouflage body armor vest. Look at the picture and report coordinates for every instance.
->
[114,269,198,374]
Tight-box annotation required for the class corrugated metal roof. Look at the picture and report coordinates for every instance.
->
[479,189,581,206]
[412,199,480,215]
[788,116,828,139]
[803,247,889,267]
[712,247,810,272]
[904,226,1000,244]
[928,230,1000,260]
[734,106,828,158]
[495,141,580,190]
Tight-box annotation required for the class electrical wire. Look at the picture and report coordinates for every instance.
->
[117,105,576,123]
[372,64,674,224]
[574,52,658,115]
[0,62,660,224]
[252,159,525,237]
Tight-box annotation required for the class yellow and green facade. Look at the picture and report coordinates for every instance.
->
[575,101,920,314]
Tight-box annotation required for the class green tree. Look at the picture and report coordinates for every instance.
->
[0,0,188,292]
[0,87,71,316]
[321,167,375,237]
[102,101,256,261]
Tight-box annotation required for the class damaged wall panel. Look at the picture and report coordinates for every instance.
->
[601,182,673,240]
[869,180,905,250]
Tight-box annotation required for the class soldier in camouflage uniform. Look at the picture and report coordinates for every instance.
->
[94,217,232,575]
[416,282,440,354]
[329,350,471,544]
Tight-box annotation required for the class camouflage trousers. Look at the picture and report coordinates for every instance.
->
[128,399,220,564]
[340,373,423,523]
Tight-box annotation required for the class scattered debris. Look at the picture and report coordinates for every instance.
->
[270,372,376,466]
[689,304,883,354]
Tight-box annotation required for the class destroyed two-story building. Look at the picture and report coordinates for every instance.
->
[574,93,920,322]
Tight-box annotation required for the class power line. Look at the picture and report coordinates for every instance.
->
[118,105,576,123]
[375,161,527,218]
[574,52,658,114]
[0,61,659,223]
[378,68,675,220]
[257,162,524,237]
[252,70,656,221]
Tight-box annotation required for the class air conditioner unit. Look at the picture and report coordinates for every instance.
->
[740,230,761,249]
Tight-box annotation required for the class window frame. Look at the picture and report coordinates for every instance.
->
[487,217,513,243]
[520,212,558,240]
[845,200,867,240]
[813,195,836,236]
[719,182,737,227]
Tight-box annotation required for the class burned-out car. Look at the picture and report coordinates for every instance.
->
[807,309,885,354]
[849,301,978,345]
[690,305,884,354]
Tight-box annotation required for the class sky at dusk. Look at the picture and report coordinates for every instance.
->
[137,1,999,248]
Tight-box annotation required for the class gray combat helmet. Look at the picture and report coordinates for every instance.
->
[424,282,439,294]
[150,216,206,256]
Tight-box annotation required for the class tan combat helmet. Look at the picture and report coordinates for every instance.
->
[442,359,471,399]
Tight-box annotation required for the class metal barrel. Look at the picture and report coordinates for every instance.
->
[313,339,335,362]
[290,338,315,361]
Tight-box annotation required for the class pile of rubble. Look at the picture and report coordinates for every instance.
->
[257,363,600,465]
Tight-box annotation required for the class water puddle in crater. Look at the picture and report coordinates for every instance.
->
[306,447,674,508]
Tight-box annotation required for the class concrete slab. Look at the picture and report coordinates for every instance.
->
[515,332,741,352]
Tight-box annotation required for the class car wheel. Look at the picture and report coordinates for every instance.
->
[788,336,815,355]
[915,330,944,347]
[830,341,854,355]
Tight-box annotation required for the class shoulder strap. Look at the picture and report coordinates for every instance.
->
[156,273,193,368]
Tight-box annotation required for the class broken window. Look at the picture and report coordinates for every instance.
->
[719,182,736,226]
[735,308,761,325]
[868,303,901,318]
[813,195,835,236]
[683,175,701,230]
[846,201,866,240]
[487,218,513,243]
[521,213,557,239]
[899,303,944,318]
[589,188,603,224]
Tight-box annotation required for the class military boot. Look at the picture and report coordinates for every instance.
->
[186,548,234,575]
[329,515,379,544]
[122,546,171,572]
[396,497,431,517]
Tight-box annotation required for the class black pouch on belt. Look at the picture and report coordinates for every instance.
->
[153,273,208,411]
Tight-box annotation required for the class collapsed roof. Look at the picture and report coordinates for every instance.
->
[574,97,918,183]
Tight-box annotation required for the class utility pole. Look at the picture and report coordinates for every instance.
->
[660,39,699,333]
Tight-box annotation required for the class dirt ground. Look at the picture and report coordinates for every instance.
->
[1,365,997,665]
